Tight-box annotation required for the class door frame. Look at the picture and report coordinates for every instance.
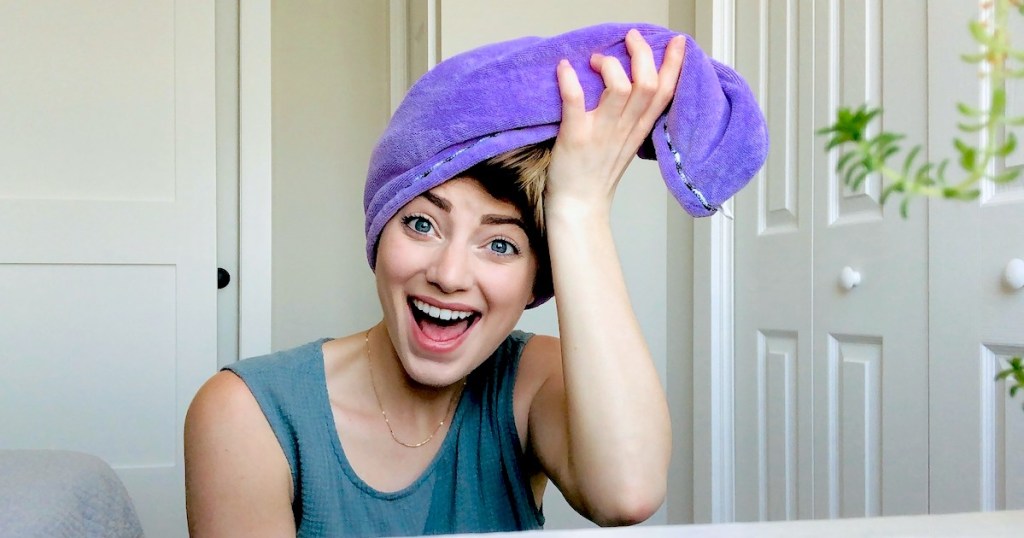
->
[238,0,272,358]
[691,0,738,523]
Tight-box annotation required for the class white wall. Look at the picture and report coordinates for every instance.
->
[270,0,389,349]
[666,1,697,527]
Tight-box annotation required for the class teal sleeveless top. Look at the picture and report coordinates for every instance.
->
[224,330,544,537]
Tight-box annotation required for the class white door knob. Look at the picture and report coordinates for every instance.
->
[840,266,862,291]
[1006,258,1024,290]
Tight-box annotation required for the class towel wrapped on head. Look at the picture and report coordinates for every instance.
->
[364,22,769,304]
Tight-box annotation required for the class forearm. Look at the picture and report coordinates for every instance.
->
[546,199,671,521]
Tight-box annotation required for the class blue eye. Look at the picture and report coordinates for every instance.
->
[489,239,519,256]
[403,215,433,234]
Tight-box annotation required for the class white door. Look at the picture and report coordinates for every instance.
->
[733,0,815,521]
[928,0,1024,514]
[734,0,930,520]
[0,2,217,537]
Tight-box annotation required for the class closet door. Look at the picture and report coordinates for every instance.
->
[810,0,930,519]
[733,0,815,521]
[0,2,217,536]
[734,0,930,520]
[928,0,1024,513]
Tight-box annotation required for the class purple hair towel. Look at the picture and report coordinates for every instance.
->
[364,22,768,266]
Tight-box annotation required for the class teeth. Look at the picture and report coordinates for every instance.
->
[412,299,473,321]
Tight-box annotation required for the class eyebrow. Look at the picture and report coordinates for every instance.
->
[422,191,451,212]
[418,191,527,232]
[481,214,528,232]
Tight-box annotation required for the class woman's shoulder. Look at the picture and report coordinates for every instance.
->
[228,338,332,378]
[185,373,296,535]
[188,370,260,422]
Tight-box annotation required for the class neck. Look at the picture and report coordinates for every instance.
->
[365,323,464,421]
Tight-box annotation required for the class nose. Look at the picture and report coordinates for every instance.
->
[426,242,473,294]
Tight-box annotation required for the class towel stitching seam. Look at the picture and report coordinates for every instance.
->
[416,134,498,182]
[663,122,717,213]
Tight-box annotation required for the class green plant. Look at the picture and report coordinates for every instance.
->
[818,0,1023,407]
[996,357,1024,410]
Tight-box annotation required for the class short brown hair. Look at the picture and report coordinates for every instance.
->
[459,140,554,302]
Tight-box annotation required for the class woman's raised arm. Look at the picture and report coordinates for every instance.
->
[523,30,683,525]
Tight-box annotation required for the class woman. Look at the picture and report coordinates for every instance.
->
[185,23,762,536]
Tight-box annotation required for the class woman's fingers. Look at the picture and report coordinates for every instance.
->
[557,59,587,139]
[589,52,632,116]
[621,29,659,123]
[549,30,687,198]
[653,35,686,114]
[587,31,685,139]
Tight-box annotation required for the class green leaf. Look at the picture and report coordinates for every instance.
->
[1012,385,1020,397]
[995,168,1021,183]
[837,150,859,172]
[915,162,937,188]
[992,88,1007,116]
[962,52,987,63]
[902,146,922,176]
[957,102,985,117]
[996,132,1018,157]
[843,161,861,188]
[852,169,871,190]
[824,136,846,152]
[997,369,1015,381]
[958,188,982,200]
[969,20,992,45]
[881,181,904,205]
[900,197,911,218]
[935,160,950,184]
[817,124,839,136]
[958,121,986,133]
[955,138,977,170]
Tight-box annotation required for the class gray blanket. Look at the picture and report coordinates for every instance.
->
[0,450,144,538]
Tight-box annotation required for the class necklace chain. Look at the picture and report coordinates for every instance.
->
[365,329,464,448]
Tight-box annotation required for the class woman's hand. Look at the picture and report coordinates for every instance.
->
[545,30,685,218]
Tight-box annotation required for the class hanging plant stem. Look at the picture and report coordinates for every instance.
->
[818,0,1024,218]
[818,0,1024,407]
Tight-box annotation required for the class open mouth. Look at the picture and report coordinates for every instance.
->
[409,298,480,342]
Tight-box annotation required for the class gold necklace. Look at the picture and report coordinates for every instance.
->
[364,329,465,448]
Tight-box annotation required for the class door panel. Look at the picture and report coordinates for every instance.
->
[734,0,814,522]
[735,0,930,521]
[0,2,216,536]
[929,1,1024,513]
[813,0,930,518]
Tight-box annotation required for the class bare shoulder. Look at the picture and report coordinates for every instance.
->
[185,371,280,451]
[187,371,260,424]
[184,371,295,537]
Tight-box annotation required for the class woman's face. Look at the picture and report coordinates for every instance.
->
[375,177,538,388]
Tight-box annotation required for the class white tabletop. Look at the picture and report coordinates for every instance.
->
[452,510,1024,537]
